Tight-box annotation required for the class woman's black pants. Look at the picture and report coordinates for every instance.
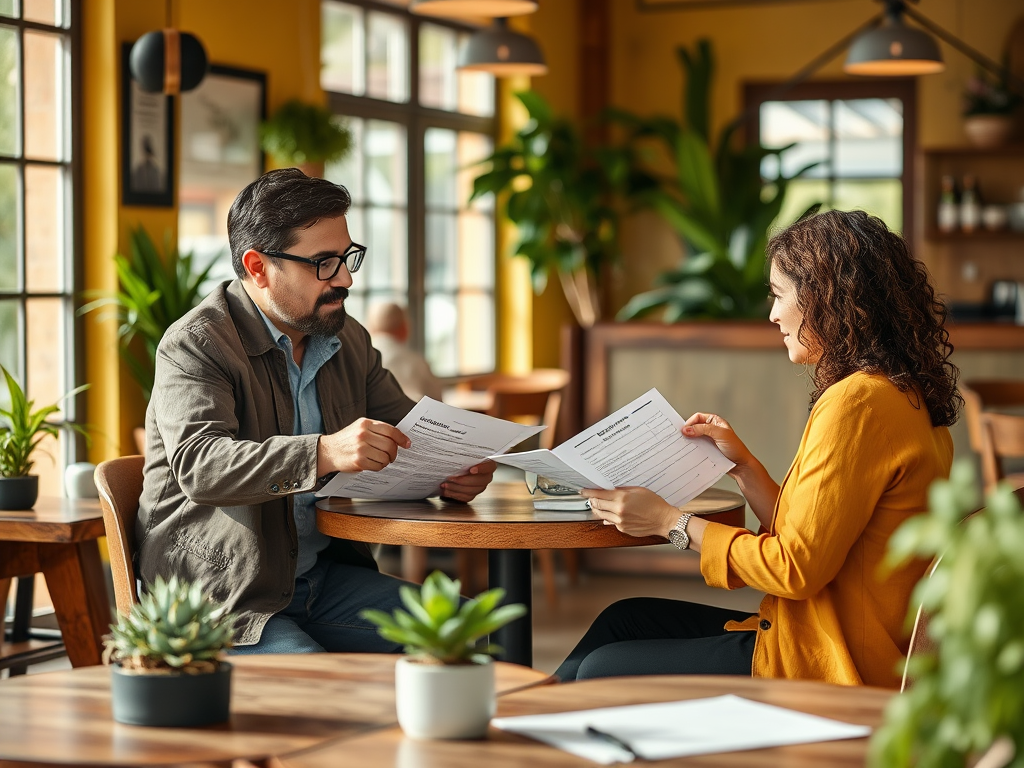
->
[554,597,757,682]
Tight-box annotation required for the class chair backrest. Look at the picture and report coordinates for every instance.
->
[978,411,1024,493]
[482,369,570,451]
[94,455,145,615]
[959,380,1024,452]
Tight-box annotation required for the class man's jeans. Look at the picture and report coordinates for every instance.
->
[231,556,409,654]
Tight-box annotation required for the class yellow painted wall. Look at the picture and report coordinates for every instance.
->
[605,0,1024,313]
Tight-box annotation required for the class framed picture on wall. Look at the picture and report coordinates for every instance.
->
[121,43,174,207]
[178,64,267,283]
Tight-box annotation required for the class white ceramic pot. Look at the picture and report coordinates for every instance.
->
[964,114,1014,148]
[394,657,495,739]
[64,462,98,499]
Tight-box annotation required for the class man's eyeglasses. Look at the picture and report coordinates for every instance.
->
[260,242,367,281]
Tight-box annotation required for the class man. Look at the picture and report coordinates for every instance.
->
[137,169,496,653]
[365,302,443,403]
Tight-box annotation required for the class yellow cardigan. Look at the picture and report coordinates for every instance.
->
[700,372,953,688]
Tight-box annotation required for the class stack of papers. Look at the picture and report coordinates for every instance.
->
[491,694,871,764]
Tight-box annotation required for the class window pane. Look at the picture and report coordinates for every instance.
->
[0,26,21,157]
[425,127,456,208]
[420,23,457,112]
[457,131,492,210]
[425,211,455,291]
[326,117,364,202]
[457,291,493,374]
[833,178,903,233]
[834,98,902,178]
[761,100,829,179]
[366,10,408,103]
[366,119,406,205]
[0,1,15,18]
[25,163,62,292]
[23,0,60,26]
[0,299,19,396]
[458,211,493,289]
[0,162,18,290]
[425,292,456,376]
[773,177,829,228]
[26,297,62,410]
[321,1,364,95]
[364,206,407,292]
[23,31,62,161]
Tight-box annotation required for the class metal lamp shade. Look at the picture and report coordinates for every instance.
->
[410,0,538,18]
[844,15,943,76]
[457,24,547,76]
[129,29,209,95]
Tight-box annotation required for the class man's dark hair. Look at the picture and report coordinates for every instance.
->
[227,168,352,279]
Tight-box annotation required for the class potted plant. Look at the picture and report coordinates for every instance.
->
[80,227,217,403]
[963,68,1021,148]
[0,365,89,510]
[260,99,353,178]
[104,575,235,727]
[870,461,1024,767]
[470,91,658,327]
[616,39,818,322]
[361,570,527,740]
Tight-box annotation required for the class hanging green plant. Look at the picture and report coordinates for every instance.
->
[260,99,353,166]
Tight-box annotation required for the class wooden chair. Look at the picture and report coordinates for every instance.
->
[94,455,145,615]
[960,380,1024,492]
[977,411,1024,494]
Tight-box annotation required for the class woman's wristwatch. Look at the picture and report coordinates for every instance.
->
[668,512,694,550]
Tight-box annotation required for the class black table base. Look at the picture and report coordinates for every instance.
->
[488,549,533,667]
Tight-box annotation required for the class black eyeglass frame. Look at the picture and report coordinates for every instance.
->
[260,242,367,281]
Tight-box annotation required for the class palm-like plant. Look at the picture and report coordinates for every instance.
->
[617,39,818,322]
[80,228,217,400]
[0,365,88,478]
[362,570,526,664]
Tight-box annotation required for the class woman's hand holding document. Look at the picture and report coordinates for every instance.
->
[488,388,735,508]
[316,397,544,501]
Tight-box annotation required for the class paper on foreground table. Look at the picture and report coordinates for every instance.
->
[316,397,545,500]
[491,694,871,765]
[490,388,735,507]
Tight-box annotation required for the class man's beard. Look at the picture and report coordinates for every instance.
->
[271,287,349,338]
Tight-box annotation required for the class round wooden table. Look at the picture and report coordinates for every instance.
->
[279,675,893,768]
[317,484,745,667]
[0,653,549,766]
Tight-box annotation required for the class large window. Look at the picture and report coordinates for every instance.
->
[322,0,496,377]
[0,0,80,496]
[747,81,915,237]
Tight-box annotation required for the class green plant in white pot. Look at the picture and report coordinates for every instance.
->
[362,570,526,739]
[104,575,235,727]
[0,365,88,510]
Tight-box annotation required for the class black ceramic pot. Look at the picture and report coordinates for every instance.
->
[110,661,232,727]
[0,475,38,510]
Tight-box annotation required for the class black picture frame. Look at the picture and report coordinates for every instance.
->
[120,42,175,207]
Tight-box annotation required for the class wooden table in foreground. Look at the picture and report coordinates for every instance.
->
[279,675,893,768]
[0,497,111,668]
[317,484,745,667]
[0,653,549,766]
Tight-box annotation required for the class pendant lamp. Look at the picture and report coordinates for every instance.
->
[457,18,547,76]
[844,1,943,76]
[410,0,538,18]
[129,29,209,95]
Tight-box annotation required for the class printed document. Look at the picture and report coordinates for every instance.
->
[489,388,734,507]
[316,397,544,501]
[492,694,872,764]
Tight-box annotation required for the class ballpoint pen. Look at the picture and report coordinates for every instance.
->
[585,725,643,762]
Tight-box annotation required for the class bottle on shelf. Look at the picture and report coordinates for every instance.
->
[960,174,981,234]
[937,175,959,233]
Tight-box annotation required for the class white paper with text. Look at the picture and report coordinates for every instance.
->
[316,397,544,500]
[490,388,734,506]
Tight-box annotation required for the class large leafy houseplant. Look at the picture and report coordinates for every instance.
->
[470,91,656,327]
[871,461,1024,767]
[617,39,818,321]
[80,227,217,400]
[260,99,353,169]
[362,570,526,739]
[105,575,236,727]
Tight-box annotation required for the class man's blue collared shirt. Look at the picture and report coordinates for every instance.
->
[257,307,339,577]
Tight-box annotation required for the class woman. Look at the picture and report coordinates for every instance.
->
[556,210,960,688]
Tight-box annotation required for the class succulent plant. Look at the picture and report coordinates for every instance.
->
[104,575,235,674]
[361,571,527,665]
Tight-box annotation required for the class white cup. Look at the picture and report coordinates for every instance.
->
[64,462,98,499]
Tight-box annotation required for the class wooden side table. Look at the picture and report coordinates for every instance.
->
[0,497,111,670]
[317,484,745,667]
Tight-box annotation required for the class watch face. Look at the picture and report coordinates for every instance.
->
[669,528,689,549]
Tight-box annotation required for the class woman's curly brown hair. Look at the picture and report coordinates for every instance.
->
[766,209,961,427]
